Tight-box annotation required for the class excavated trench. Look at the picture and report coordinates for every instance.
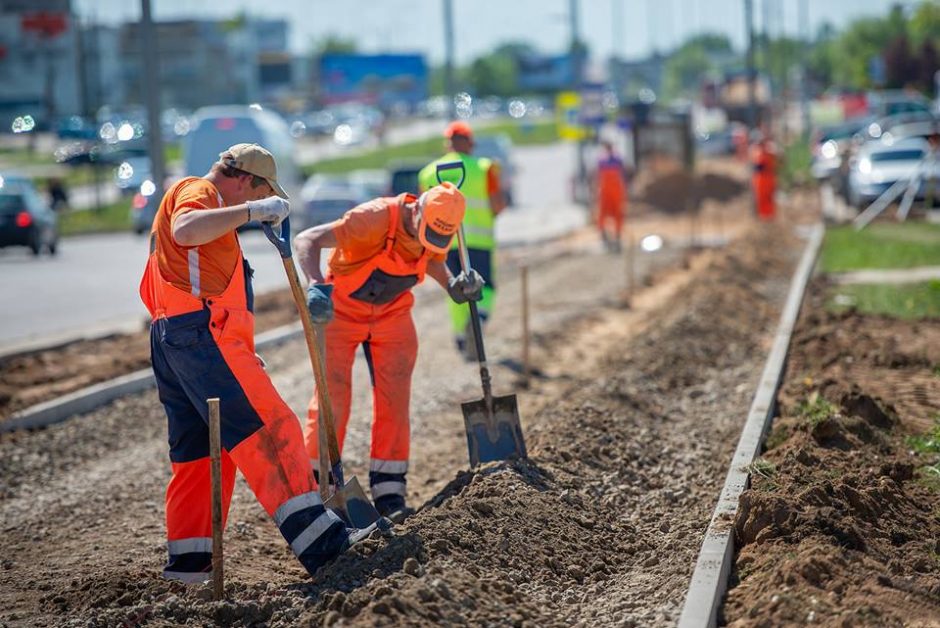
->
[0,201,810,627]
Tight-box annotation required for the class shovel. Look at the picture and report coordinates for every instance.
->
[263,218,383,528]
[435,162,528,467]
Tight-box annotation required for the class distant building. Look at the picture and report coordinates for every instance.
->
[608,54,668,100]
[0,0,81,129]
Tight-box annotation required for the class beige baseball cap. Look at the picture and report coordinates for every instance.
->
[220,143,288,199]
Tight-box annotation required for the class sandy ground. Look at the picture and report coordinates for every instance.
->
[0,183,820,627]
[724,281,940,627]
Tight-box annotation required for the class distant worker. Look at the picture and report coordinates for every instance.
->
[750,131,777,221]
[140,143,367,583]
[595,140,628,252]
[294,183,483,521]
[47,178,68,212]
[418,121,505,359]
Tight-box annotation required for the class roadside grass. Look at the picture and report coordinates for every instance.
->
[764,423,790,451]
[798,392,837,429]
[828,280,940,320]
[908,417,940,493]
[822,223,940,273]
[779,136,812,190]
[59,199,131,236]
[304,120,558,176]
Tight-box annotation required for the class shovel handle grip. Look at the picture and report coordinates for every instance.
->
[435,160,466,189]
[262,217,292,259]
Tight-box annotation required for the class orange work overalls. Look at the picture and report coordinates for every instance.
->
[306,197,430,504]
[141,178,347,581]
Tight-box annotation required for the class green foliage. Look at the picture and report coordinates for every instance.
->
[764,424,790,451]
[798,393,837,428]
[662,34,736,100]
[747,458,777,479]
[829,281,940,320]
[779,136,813,190]
[907,418,940,454]
[59,199,132,236]
[822,223,940,273]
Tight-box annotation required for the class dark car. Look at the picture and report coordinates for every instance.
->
[0,175,59,256]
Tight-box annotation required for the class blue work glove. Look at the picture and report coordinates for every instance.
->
[447,270,485,304]
[306,283,334,324]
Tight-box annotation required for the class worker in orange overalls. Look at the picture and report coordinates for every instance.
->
[751,131,777,221]
[293,182,483,522]
[595,140,628,252]
[141,143,370,583]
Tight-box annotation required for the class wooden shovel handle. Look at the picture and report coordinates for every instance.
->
[281,258,345,493]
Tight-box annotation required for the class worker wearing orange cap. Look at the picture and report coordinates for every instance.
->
[595,140,628,252]
[418,121,505,360]
[141,143,367,583]
[293,182,483,521]
[751,131,777,221]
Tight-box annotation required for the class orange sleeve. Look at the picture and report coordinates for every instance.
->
[169,180,219,230]
[332,200,390,253]
[486,164,501,195]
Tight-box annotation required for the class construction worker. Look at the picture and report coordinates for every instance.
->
[418,121,505,360]
[294,182,483,521]
[751,131,777,221]
[140,143,366,583]
[595,140,628,252]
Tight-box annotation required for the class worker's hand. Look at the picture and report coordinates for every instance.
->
[246,196,291,225]
[306,284,334,324]
[447,270,484,304]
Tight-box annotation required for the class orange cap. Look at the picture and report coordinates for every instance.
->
[417,182,465,254]
[444,120,474,139]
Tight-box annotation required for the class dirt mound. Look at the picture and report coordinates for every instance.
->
[634,170,747,214]
[0,289,298,422]
[59,224,800,627]
[723,304,940,626]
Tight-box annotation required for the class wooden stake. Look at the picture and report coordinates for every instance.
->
[207,397,224,601]
[520,264,530,384]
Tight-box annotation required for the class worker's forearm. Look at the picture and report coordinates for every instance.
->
[427,259,452,290]
[294,224,338,284]
[490,193,506,216]
[173,205,248,247]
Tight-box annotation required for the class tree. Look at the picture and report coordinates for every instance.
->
[662,34,736,100]
[884,35,918,89]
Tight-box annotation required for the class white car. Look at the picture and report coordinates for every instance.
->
[847,137,937,209]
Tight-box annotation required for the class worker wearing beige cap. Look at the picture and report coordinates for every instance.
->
[140,143,369,583]
[294,182,483,521]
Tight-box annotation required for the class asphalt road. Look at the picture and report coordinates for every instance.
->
[0,142,584,353]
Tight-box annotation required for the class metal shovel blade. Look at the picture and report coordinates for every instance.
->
[324,476,383,529]
[462,394,528,467]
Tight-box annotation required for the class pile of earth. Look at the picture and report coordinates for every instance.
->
[0,289,298,422]
[723,294,940,626]
[634,169,747,214]
[70,224,801,627]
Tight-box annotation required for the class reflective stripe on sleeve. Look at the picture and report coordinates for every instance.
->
[290,509,344,557]
[369,459,408,474]
[273,491,324,528]
[167,537,213,555]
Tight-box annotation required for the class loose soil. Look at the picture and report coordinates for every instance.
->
[723,281,940,627]
[0,189,807,627]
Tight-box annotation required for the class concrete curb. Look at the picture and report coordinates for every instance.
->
[1,322,303,434]
[677,223,825,628]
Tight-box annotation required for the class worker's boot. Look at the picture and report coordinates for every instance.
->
[374,494,415,524]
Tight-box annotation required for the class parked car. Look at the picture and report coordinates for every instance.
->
[130,183,161,235]
[866,90,934,118]
[0,174,59,256]
[298,175,369,230]
[810,116,874,180]
[114,155,153,195]
[388,162,425,196]
[847,137,935,209]
[474,134,516,205]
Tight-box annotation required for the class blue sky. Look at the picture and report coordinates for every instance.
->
[73,0,907,62]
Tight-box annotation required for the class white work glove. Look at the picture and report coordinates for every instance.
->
[246,196,290,225]
[447,269,485,304]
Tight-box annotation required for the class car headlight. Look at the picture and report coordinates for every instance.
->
[820,140,838,160]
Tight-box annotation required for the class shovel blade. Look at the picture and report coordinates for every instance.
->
[462,394,528,467]
[324,476,383,529]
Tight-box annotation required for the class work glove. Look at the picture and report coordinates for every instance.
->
[447,269,485,304]
[246,196,290,225]
[306,283,334,324]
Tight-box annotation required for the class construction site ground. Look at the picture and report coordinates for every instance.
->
[724,278,940,627]
[0,178,823,626]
